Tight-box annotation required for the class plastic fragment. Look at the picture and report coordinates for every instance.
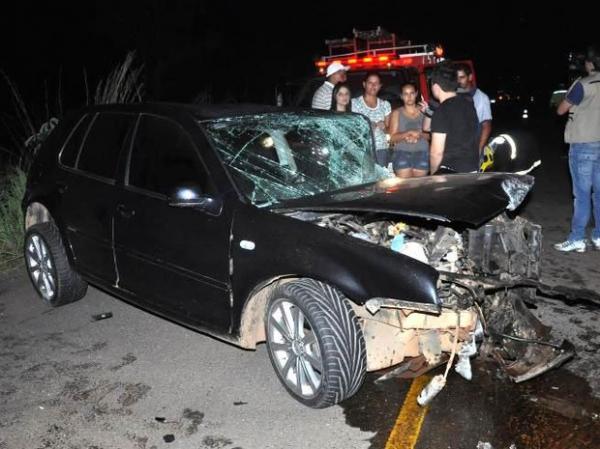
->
[91,312,113,321]
[416,374,446,406]
[455,334,478,381]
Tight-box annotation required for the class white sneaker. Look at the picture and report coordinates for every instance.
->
[553,240,586,252]
[592,238,600,250]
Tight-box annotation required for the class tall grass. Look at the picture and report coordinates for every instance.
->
[0,167,26,269]
[0,51,145,270]
[94,51,145,104]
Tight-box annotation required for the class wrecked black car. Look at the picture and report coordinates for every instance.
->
[23,104,571,409]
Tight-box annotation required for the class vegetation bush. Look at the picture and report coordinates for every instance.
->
[0,51,144,270]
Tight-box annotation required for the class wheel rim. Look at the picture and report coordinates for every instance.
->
[267,298,323,399]
[25,234,56,301]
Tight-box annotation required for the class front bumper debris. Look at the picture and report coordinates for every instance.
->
[363,279,574,387]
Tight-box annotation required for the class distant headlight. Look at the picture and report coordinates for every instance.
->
[501,177,533,210]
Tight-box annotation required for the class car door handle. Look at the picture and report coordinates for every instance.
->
[116,204,135,218]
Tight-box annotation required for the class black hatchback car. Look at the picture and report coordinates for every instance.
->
[23,103,571,408]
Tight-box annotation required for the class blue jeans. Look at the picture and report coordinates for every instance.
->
[568,142,600,241]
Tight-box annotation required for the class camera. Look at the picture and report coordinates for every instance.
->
[568,45,600,83]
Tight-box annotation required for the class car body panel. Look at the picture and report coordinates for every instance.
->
[113,188,234,331]
[272,173,533,227]
[228,203,440,336]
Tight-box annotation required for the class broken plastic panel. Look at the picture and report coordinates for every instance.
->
[202,113,387,206]
[91,312,113,321]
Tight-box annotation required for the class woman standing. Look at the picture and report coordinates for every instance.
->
[351,72,392,167]
[330,83,352,112]
[389,83,430,178]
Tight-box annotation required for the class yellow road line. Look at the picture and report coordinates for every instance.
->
[385,375,431,449]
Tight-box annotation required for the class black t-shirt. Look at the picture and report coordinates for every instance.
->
[430,95,479,173]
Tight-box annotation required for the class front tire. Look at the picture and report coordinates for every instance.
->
[24,222,88,306]
[265,279,366,408]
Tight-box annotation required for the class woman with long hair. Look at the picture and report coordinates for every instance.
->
[389,82,430,178]
[330,82,352,112]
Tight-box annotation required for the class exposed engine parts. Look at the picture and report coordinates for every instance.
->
[288,211,573,390]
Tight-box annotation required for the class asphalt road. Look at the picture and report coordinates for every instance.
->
[1,113,599,449]
[1,272,375,449]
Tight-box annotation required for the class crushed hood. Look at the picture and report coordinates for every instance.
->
[271,173,534,227]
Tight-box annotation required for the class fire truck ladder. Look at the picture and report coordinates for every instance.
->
[317,27,442,72]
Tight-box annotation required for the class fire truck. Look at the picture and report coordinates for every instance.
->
[280,27,476,108]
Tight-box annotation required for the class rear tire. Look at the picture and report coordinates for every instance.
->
[24,222,88,306]
[265,279,366,408]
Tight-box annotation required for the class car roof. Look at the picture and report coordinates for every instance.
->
[75,102,323,120]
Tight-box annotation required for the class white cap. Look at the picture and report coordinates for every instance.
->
[326,61,349,77]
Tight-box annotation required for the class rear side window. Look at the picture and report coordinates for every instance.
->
[77,113,136,180]
[128,115,210,196]
[59,114,93,167]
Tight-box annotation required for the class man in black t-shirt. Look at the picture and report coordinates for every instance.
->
[426,62,479,174]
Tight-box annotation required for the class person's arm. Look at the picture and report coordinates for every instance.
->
[311,85,325,109]
[422,116,431,132]
[430,132,446,174]
[388,110,401,143]
[557,99,573,115]
[383,110,391,132]
[479,120,492,151]
[477,94,492,151]
[558,81,583,115]
[311,90,320,109]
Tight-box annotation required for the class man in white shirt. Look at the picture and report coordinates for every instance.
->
[456,63,492,152]
[311,62,349,110]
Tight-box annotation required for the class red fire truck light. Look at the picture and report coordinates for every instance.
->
[393,58,414,66]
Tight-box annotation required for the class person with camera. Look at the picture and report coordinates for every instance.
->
[554,46,600,252]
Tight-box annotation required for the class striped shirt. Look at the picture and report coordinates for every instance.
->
[311,81,334,110]
[351,96,392,149]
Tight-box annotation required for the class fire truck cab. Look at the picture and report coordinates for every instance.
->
[281,27,476,109]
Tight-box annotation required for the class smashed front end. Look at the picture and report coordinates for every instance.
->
[291,210,573,386]
[202,109,572,393]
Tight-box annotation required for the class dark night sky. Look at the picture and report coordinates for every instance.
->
[1,1,597,145]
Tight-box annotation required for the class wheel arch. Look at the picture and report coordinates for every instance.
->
[237,273,370,350]
[25,202,53,230]
[238,275,299,349]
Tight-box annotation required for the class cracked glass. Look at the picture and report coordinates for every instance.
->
[202,112,386,206]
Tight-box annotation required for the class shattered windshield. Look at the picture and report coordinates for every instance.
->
[202,112,384,206]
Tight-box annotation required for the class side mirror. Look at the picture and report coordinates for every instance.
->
[168,184,223,216]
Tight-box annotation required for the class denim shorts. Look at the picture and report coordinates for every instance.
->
[392,149,429,171]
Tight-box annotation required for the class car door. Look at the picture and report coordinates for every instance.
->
[114,114,231,331]
[57,112,137,284]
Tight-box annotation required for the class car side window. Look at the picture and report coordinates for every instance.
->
[77,113,136,180]
[128,115,210,197]
[59,114,93,168]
